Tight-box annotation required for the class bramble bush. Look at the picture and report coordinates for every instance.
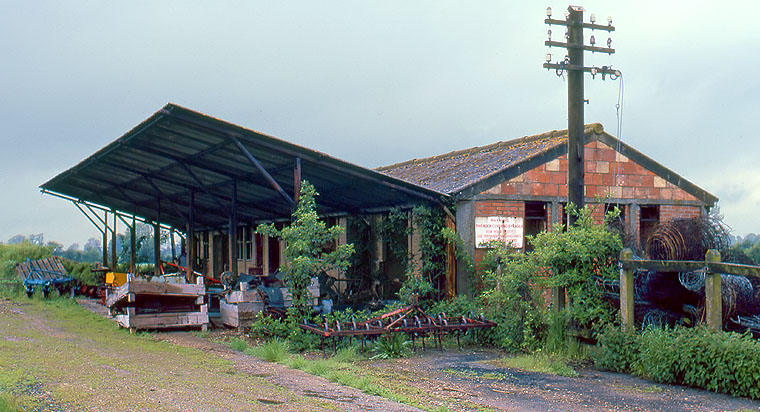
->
[597,326,760,399]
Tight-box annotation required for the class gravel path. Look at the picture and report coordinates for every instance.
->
[6,298,759,412]
[0,298,421,412]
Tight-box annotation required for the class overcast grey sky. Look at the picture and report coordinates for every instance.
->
[1,1,758,247]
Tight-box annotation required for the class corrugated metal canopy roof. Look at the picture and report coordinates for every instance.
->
[41,103,449,230]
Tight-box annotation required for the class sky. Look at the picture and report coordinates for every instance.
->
[1,1,758,247]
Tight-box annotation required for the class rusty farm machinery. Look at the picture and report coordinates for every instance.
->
[300,296,496,352]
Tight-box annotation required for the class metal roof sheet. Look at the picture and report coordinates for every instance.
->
[41,104,449,230]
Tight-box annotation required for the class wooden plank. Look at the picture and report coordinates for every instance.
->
[619,259,705,273]
[106,281,204,308]
[708,262,760,278]
[117,312,209,329]
[620,259,760,278]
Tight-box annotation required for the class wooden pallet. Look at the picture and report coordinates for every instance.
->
[106,281,208,332]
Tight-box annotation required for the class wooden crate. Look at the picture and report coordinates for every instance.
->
[220,300,264,328]
[106,281,208,332]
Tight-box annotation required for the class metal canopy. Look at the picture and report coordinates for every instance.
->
[41,103,449,230]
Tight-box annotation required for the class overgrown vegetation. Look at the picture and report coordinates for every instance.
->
[256,181,354,318]
[597,326,760,399]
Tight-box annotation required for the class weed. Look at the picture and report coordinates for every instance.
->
[248,338,289,363]
[370,334,411,359]
[492,353,579,377]
[227,338,248,352]
[192,330,210,339]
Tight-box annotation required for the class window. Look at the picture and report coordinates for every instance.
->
[524,202,547,251]
[640,205,659,245]
[605,203,626,228]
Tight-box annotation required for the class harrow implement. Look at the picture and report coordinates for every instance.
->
[300,297,495,353]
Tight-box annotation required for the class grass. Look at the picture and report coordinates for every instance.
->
[490,353,579,377]
[237,339,501,412]
[227,337,248,352]
[0,392,24,412]
[0,296,328,411]
[246,338,289,362]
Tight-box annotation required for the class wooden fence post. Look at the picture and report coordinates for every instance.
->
[619,248,635,329]
[705,249,722,331]
[551,287,565,313]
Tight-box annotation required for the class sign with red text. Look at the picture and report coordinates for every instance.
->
[475,216,524,248]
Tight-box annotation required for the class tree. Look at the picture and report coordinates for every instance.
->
[256,181,354,318]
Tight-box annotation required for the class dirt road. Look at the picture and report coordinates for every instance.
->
[0,298,420,412]
[2,298,759,412]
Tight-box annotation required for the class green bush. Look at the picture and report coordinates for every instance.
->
[597,326,760,399]
[595,327,639,373]
[478,250,547,352]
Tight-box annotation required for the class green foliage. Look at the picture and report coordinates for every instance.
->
[596,326,760,399]
[397,269,434,306]
[247,338,290,363]
[227,338,248,352]
[478,247,547,352]
[731,238,760,265]
[411,205,448,301]
[256,181,354,319]
[0,242,55,296]
[248,308,321,352]
[594,327,640,373]
[61,260,98,285]
[529,204,623,332]
[370,333,412,359]
[0,392,23,412]
[0,242,53,280]
[377,208,411,266]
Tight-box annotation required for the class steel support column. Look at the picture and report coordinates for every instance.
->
[229,179,238,274]
[186,190,196,282]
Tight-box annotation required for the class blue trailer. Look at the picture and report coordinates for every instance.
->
[15,257,75,298]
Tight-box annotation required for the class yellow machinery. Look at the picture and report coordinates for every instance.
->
[105,272,128,287]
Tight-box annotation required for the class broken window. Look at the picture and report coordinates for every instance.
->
[524,202,547,252]
[640,205,660,245]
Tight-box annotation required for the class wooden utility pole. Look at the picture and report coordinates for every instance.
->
[544,5,619,225]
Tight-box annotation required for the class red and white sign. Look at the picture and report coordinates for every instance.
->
[475,216,524,248]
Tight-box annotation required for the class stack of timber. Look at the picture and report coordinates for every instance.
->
[220,278,319,328]
[106,281,209,332]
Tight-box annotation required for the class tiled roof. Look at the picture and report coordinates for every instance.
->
[378,124,601,194]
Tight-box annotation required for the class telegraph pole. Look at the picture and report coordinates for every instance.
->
[544,5,619,225]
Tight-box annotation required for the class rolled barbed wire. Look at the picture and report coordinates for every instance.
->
[678,271,705,292]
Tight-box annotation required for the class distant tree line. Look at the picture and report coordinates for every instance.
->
[5,223,177,264]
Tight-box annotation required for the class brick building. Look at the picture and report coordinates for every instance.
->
[43,106,717,300]
[379,123,717,294]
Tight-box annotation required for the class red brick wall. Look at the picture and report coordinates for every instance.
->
[475,200,524,218]
[660,205,702,221]
[492,139,699,204]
